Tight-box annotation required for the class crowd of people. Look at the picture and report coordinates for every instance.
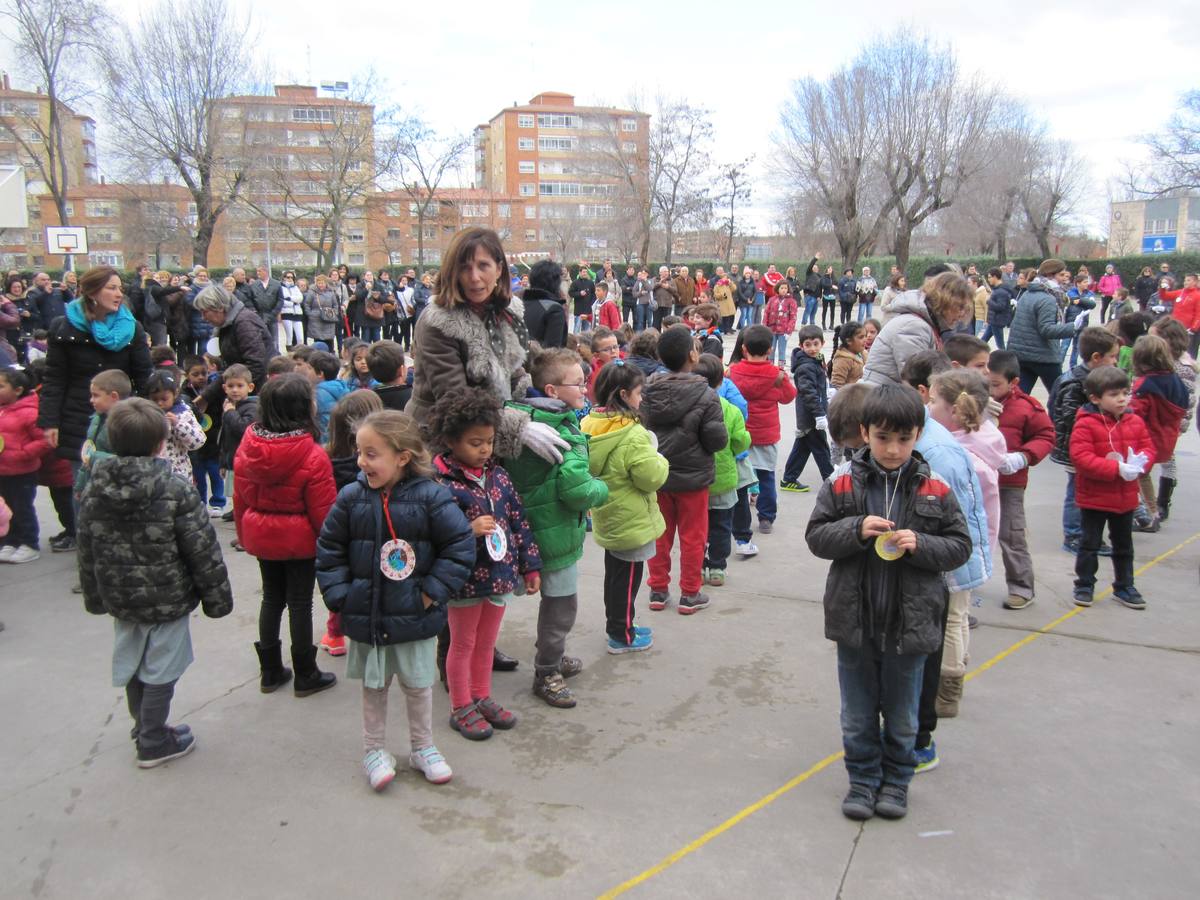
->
[0,232,1196,822]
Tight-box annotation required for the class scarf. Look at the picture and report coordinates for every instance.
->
[1032,275,1066,304]
[65,298,136,351]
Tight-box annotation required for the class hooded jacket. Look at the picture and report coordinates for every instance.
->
[0,392,50,476]
[1049,362,1090,466]
[786,349,827,434]
[234,424,337,560]
[987,284,1015,328]
[1069,405,1153,513]
[763,294,798,336]
[713,396,752,494]
[1008,282,1076,365]
[316,473,475,646]
[522,286,568,349]
[805,449,972,654]
[79,456,233,623]
[996,386,1055,489]
[729,358,798,444]
[200,299,272,411]
[503,397,609,572]
[315,377,353,444]
[639,372,727,492]
[433,454,541,598]
[829,347,864,389]
[1097,273,1123,297]
[951,420,1008,552]
[581,411,668,550]
[1130,371,1189,464]
[861,291,941,386]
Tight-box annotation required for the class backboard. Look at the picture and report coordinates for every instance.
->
[46,225,88,255]
[0,166,29,229]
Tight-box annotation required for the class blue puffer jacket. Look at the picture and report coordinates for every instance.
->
[315,377,352,444]
[718,377,748,418]
[316,473,475,646]
[916,413,991,592]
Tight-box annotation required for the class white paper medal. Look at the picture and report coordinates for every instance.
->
[380,538,416,581]
[485,527,508,561]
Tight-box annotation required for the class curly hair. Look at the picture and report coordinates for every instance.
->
[427,386,502,446]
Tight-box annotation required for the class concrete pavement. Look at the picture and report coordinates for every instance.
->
[2,424,1198,899]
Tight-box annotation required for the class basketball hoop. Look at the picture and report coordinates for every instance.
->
[45,225,89,256]
[57,235,77,255]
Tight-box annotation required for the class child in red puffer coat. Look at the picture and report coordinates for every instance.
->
[0,366,50,563]
[1128,335,1188,531]
[235,373,338,697]
[1069,366,1154,610]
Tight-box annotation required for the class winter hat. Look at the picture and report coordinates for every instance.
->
[1037,259,1067,278]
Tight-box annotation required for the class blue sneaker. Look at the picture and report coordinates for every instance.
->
[914,741,939,773]
[633,626,651,637]
[607,633,653,655]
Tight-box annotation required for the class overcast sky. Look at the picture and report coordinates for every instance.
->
[5,0,1192,237]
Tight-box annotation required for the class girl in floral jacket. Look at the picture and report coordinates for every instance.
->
[430,387,541,741]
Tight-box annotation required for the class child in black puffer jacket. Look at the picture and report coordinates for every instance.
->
[316,410,474,792]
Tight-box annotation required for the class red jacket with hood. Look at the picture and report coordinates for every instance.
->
[996,386,1055,489]
[234,423,337,559]
[1069,405,1153,513]
[728,358,798,445]
[0,393,50,476]
[1130,370,1189,464]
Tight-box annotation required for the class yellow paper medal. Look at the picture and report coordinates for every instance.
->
[875,531,904,561]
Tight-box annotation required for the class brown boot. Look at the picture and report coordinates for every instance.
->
[935,674,962,718]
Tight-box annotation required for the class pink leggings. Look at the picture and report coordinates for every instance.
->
[446,601,506,710]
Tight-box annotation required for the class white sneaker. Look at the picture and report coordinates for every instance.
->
[8,546,40,564]
[0,546,15,563]
[207,505,226,518]
[735,540,759,558]
[409,746,453,784]
[363,749,396,791]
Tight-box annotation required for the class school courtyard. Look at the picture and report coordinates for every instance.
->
[2,430,1197,900]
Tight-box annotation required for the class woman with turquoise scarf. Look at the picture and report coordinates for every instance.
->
[38,266,151,466]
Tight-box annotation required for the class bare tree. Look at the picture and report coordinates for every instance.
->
[101,0,261,265]
[0,0,106,241]
[581,95,653,263]
[649,98,713,264]
[391,122,469,272]
[713,156,753,271]
[1021,139,1088,258]
[237,80,388,269]
[116,186,193,270]
[1128,90,1200,196]
[539,204,584,263]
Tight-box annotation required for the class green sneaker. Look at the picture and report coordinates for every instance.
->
[779,480,810,493]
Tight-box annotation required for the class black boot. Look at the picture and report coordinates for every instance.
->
[437,624,450,692]
[1158,477,1176,522]
[292,645,336,697]
[254,641,293,694]
[492,647,519,672]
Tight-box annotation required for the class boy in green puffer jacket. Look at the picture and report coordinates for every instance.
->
[694,354,751,586]
[505,348,609,709]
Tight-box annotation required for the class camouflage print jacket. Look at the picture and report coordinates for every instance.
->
[78,455,234,623]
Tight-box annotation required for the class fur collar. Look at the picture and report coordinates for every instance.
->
[420,302,531,401]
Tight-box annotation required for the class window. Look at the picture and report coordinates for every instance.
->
[537,113,580,129]
[525,205,537,218]
[27,230,40,245]
[518,161,535,174]
[538,136,576,152]
[92,228,121,243]
[539,160,576,175]
[420,250,441,264]
[389,251,404,266]
[291,107,334,123]
[497,203,510,217]
[88,251,124,267]
[524,229,537,242]
[497,227,511,240]
[410,225,437,239]
[540,182,579,196]
[518,137,535,151]
[63,202,74,217]
[579,205,614,218]
[460,203,488,217]
[622,142,636,153]
[621,118,638,132]
[385,202,403,217]
[345,230,365,244]
[409,202,422,216]
[348,253,365,265]
[519,183,536,197]
[1146,218,1177,235]
[85,200,117,218]
[517,114,534,128]
[387,228,403,240]
[26,130,42,143]
[228,255,248,266]
[442,225,454,234]
[220,106,243,120]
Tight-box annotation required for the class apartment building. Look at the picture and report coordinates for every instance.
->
[0,72,98,268]
[207,84,375,269]
[473,92,650,259]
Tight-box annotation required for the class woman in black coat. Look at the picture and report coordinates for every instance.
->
[1133,266,1158,312]
[191,284,272,413]
[521,259,568,348]
[37,266,152,463]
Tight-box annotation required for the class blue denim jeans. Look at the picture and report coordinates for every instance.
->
[981,324,1005,348]
[191,455,225,508]
[633,304,651,331]
[753,467,777,523]
[771,333,788,366]
[802,295,818,324]
[1063,471,1082,544]
[704,506,734,571]
[574,314,591,333]
[837,641,926,790]
[361,325,382,342]
[856,301,873,322]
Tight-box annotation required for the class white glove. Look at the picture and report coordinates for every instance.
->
[815,416,829,432]
[1117,462,1141,481]
[1074,313,1089,331]
[998,451,1028,475]
[521,421,569,464]
[1126,450,1149,473]
[826,386,837,400]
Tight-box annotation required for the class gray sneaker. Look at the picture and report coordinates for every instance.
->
[874,783,908,819]
[678,592,710,615]
[842,784,876,820]
[758,518,774,534]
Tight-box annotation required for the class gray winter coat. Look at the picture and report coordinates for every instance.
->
[861,291,941,386]
[304,287,340,341]
[79,456,233,623]
[1007,284,1075,365]
[805,450,971,654]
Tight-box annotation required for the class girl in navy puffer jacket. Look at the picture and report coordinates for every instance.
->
[430,387,542,742]
[316,410,474,791]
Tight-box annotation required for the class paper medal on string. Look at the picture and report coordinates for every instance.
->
[485,527,508,561]
[875,531,904,561]
[380,538,416,581]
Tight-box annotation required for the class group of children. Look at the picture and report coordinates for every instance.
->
[0,278,1192,818]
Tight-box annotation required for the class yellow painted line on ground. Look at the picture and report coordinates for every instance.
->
[598,530,1200,899]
